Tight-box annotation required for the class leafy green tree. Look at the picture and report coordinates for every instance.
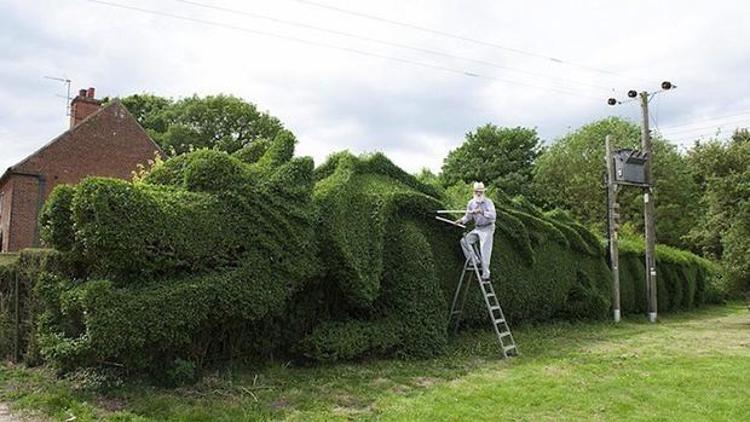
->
[441,125,542,199]
[534,117,701,248]
[119,93,172,134]
[119,94,286,155]
[685,129,750,292]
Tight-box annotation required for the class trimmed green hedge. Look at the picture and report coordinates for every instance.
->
[300,152,454,360]
[27,146,720,376]
[0,249,64,363]
[0,253,17,359]
[617,238,718,313]
[37,137,320,374]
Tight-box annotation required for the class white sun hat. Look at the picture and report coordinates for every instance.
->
[473,182,486,192]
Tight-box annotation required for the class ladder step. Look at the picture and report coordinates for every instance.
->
[494,318,505,324]
[499,331,512,338]
[503,345,517,353]
[486,293,495,298]
[489,305,500,311]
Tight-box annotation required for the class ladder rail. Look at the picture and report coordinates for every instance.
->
[448,260,469,324]
[455,262,473,333]
[481,279,518,356]
[448,242,518,358]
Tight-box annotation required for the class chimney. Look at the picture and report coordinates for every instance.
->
[70,86,102,128]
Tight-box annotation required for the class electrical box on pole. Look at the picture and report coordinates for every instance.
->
[613,149,649,186]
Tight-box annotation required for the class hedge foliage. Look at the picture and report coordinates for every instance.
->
[29,146,720,376]
[37,135,320,374]
[300,152,455,360]
[0,249,65,363]
[616,238,719,313]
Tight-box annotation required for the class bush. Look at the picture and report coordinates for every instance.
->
[302,153,613,360]
[0,249,64,362]
[232,138,270,164]
[616,238,720,313]
[38,252,297,372]
[37,144,320,373]
[32,147,720,375]
[0,254,18,359]
[301,152,451,360]
[39,185,76,252]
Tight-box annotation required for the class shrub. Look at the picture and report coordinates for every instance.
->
[37,146,320,372]
[0,249,64,362]
[300,152,452,359]
[38,251,300,372]
[39,185,76,251]
[33,147,720,375]
[0,254,18,359]
[232,138,270,164]
[616,238,720,313]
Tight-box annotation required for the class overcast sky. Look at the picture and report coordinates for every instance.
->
[1,0,749,173]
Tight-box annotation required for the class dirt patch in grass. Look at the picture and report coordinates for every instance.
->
[411,376,440,388]
[94,396,127,413]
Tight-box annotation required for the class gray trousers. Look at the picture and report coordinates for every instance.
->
[459,225,495,279]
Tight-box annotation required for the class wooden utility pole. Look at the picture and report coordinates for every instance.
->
[607,81,674,324]
[605,135,621,322]
[640,92,658,323]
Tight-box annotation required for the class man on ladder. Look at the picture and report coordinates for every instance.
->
[454,182,496,281]
[445,181,517,358]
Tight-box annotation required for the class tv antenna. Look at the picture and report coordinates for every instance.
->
[44,75,72,117]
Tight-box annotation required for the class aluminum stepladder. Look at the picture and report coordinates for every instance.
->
[448,242,518,358]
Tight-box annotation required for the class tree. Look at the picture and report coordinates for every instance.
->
[685,129,750,292]
[534,117,701,248]
[119,94,286,155]
[441,125,542,199]
[119,93,172,135]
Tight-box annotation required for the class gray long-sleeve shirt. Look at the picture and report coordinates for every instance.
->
[460,198,497,227]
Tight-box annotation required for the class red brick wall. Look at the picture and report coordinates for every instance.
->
[4,176,43,252]
[2,101,161,251]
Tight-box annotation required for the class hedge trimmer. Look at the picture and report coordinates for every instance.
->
[434,210,466,228]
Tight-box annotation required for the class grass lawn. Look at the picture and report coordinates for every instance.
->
[1,303,748,421]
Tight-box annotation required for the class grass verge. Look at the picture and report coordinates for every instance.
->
[1,303,748,421]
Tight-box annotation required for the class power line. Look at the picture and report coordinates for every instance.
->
[174,0,612,93]
[657,109,750,131]
[85,0,601,101]
[283,0,648,83]
[660,120,750,137]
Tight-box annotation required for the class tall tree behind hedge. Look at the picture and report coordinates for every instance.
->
[120,94,286,155]
[441,125,542,199]
[534,117,701,248]
[685,129,750,292]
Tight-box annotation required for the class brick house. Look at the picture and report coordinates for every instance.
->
[0,87,162,252]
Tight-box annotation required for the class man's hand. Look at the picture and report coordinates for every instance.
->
[454,219,463,225]
[472,208,483,214]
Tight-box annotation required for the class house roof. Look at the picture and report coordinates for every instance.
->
[0,99,163,187]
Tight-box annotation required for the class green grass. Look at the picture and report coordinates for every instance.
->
[1,304,748,421]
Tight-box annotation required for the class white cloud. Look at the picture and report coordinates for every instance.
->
[1,0,748,173]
